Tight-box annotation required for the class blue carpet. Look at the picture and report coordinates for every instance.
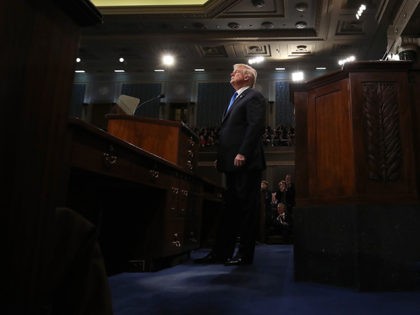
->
[109,244,420,315]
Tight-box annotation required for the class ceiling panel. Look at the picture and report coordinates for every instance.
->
[77,0,413,74]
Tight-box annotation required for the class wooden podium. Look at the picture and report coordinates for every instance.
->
[106,115,199,173]
[291,61,420,291]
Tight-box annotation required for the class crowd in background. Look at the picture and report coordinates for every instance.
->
[262,125,295,147]
[261,174,295,243]
[192,125,295,148]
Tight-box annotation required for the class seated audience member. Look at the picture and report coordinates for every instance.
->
[274,180,293,210]
[284,174,295,206]
[273,202,292,243]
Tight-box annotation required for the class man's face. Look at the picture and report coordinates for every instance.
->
[279,182,286,191]
[230,67,249,88]
[277,204,285,214]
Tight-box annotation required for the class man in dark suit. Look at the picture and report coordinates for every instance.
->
[195,63,267,265]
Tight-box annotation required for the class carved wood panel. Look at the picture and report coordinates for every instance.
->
[361,82,402,182]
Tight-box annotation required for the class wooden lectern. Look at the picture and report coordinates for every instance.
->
[106,115,199,173]
[291,61,420,291]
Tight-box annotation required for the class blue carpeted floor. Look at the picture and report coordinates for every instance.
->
[109,244,420,315]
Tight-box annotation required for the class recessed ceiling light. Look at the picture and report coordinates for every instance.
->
[154,69,165,72]
[296,2,308,12]
[251,0,265,8]
[162,54,175,66]
[316,67,326,70]
[261,21,274,29]
[114,69,125,73]
[248,56,264,64]
[295,21,307,29]
[292,71,304,82]
[228,22,240,30]
[338,55,356,66]
[75,70,85,73]
[194,68,205,72]
[356,4,367,20]
[275,67,286,71]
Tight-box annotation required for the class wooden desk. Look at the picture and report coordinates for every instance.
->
[65,118,224,274]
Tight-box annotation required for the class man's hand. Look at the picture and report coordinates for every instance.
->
[234,154,246,167]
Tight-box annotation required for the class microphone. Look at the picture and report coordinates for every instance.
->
[134,94,165,116]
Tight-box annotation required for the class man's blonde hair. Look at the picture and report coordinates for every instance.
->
[233,63,257,87]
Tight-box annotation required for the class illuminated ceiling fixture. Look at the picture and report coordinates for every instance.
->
[291,71,304,82]
[76,58,81,63]
[355,4,366,20]
[162,54,175,66]
[114,69,125,72]
[338,55,356,66]
[119,57,125,62]
[248,56,264,65]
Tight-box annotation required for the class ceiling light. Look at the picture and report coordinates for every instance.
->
[194,68,205,72]
[248,56,264,64]
[295,2,308,12]
[154,69,165,72]
[275,67,286,71]
[316,67,327,70]
[114,69,125,73]
[76,58,81,63]
[338,55,356,66]
[355,4,366,20]
[228,22,240,30]
[295,21,307,29]
[251,0,265,8]
[162,54,175,66]
[261,21,274,29]
[75,70,85,73]
[291,71,304,82]
[119,57,125,63]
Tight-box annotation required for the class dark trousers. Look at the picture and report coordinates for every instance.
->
[213,170,262,261]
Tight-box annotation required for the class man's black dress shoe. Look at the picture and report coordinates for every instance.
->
[224,256,252,266]
[194,252,223,264]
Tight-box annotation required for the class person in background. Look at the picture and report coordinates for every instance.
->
[284,174,296,208]
[273,202,291,243]
[194,63,267,266]
[274,180,292,209]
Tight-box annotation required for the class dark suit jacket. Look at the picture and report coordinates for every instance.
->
[216,87,267,172]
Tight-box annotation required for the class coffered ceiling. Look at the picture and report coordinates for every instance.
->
[77,0,419,74]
